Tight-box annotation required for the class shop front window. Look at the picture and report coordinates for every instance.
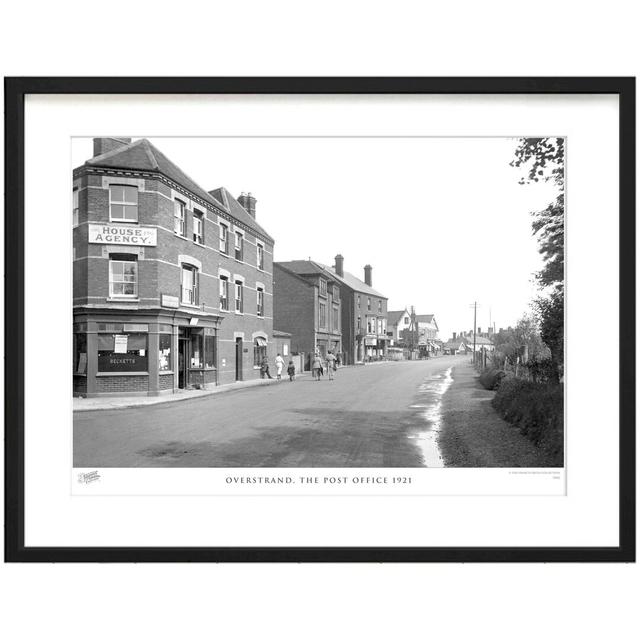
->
[159,333,172,371]
[98,332,148,372]
[190,332,203,368]
[204,332,216,368]
[74,332,87,374]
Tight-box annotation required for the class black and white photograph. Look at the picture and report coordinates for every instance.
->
[72,134,565,471]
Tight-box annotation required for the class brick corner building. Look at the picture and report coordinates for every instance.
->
[73,138,275,397]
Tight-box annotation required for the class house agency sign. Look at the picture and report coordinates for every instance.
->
[88,224,157,246]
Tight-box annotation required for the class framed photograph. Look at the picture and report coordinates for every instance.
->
[4,77,635,562]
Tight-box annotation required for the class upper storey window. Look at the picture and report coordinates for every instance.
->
[174,199,186,237]
[109,185,138,222]
[234,231,244,261]
[319,279,327,297]
[193,210,204,244]
[257,243,265,270]
[219,222,229,254]
[72,188,79,227]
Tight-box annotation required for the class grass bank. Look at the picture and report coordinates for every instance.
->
[491,376,563,466]
[438,362,558,467]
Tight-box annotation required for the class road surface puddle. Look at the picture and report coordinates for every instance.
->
[407,367,453,467]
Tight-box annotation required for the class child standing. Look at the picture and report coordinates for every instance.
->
[287,360,296,381]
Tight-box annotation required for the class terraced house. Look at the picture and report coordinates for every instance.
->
[273,260,343,368]
[73,137,275,397]
[326,255,388,364]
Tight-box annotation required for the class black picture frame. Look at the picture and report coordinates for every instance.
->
[4,77,635,563]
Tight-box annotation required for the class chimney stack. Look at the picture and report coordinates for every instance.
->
[364,264,372,286]
[237,192,257,218]
[453,332,457,340]
[334,254,344,277]
[93,137,131,158]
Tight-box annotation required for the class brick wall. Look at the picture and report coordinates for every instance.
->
[159,374,174,390]
[73,376,87,395]
[96,375,149,394]
[273,265,315,353]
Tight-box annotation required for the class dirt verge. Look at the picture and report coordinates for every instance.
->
[438,361,557,467]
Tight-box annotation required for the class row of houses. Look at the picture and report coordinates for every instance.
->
[442,330,496,355]
[386,309,441,358]
[72,138,400,397]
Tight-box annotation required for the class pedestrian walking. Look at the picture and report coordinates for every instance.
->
[275,353,285,380]
[326,350,337,381]
[260,356,273,379]
[287,360,296,381]
[311,353,323,381]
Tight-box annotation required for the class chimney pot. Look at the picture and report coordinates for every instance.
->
[93,137,131,157]
[334,254,344,277]
[237,193,257,218]
[364,264,372,286]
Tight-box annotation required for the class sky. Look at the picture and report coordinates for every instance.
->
[72,136,560,340]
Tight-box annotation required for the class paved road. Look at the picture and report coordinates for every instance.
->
[74,356,462,467]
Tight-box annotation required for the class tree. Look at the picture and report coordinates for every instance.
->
[493,314,549,366]
[512,138,565,380]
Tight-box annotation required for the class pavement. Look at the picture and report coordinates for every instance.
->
[74,356,461,468]
[73,375,306,412]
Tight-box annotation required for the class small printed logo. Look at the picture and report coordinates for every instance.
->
[77,470,101,484]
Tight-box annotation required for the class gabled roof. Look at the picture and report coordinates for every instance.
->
[415,314,436,325]
[315,263,387,298]
[443,339,468,350]
[210,187,273,243]
[387,310,408,326]
[84,138,273,242]
[274,260,342,284]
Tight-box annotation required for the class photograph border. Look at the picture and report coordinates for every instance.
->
[4,76,635,562]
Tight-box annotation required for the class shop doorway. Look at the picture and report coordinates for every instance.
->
[178,336,189,389]
[235,337,243,381]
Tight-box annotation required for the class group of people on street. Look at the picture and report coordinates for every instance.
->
[311,350,339,381]
[260,354,297,382]
[260,350,341,383]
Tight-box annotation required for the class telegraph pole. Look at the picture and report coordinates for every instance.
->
[473,301,477,362]
[469,301,478,364]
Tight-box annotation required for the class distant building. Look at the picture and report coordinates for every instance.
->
[387,309,411,344]
[443,333,470,355]
[273,260,343,366]
[415,314,440,356]
[443,331,495,355]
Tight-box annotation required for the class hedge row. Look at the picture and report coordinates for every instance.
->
[491,377,564,465]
